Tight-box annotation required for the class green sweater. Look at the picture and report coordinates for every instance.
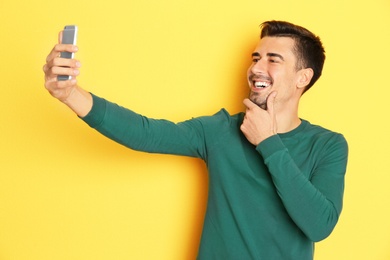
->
[82,94,348,260]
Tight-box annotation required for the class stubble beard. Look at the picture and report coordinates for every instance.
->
[249,91,267,110]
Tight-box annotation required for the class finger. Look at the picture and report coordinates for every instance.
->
[50,57,81,69]
[44,61,80,81]
[243,98,257,109]
[45,76,65,90]
[45,55,81,80]
[51,66,80,78]
[58,30,63,44]
[45,79,77,100]
[46,44,78,63]
[54,43,78,53]
[45,74,77,90]
[266,91,277,115]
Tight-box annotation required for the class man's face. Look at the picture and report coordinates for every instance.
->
[247,36,301,109]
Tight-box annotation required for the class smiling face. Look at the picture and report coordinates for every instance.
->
[247,36,305,110]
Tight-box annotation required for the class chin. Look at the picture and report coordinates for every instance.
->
[249,93,267,109]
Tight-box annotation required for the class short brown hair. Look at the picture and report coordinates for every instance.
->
[260,21,326,92]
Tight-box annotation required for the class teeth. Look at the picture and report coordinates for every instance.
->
[254,81,270,88]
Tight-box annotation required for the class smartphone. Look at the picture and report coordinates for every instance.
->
[57,25,78,81]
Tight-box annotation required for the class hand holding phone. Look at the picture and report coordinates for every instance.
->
[58,25,78,81]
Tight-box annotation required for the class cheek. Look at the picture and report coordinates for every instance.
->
[246,67,253,85]
[273,70,295,88]
[247,66,252,77]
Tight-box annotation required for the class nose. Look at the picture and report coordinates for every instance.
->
[250,58,266,75]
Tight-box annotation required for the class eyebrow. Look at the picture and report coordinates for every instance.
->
[252,52,285,61]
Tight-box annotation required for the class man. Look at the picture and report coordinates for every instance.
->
[43,20,348,259]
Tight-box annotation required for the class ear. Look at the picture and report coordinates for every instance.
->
[296,68,314,90]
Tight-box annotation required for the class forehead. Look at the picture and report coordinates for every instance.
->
[253,36,296,60]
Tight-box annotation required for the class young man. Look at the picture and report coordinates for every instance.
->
[43,20,348,259]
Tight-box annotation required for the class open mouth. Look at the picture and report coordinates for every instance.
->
[254,81,272,89]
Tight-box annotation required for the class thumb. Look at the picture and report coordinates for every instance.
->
[267,92,278,134]
[58,31,63,44]
[266,91,277,113]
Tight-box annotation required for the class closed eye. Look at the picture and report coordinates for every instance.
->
[251,52,260,63]
[268,53,284,62]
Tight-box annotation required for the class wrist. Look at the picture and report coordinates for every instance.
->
[63,85,93,117]
[255,132,276,146]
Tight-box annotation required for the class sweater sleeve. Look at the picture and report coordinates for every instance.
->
[256,134,348,242]
[81,94,207,159]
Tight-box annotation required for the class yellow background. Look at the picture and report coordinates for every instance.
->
[1,0,389,259]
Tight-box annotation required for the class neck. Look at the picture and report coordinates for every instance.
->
[275,102,301,134]
[276,114,301,133]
